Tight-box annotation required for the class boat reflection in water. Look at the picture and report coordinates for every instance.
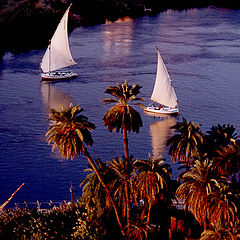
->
[40,82,72,111]
[149,114,177,159]
[40,82,73,161]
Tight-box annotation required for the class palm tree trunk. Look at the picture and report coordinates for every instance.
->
[124,179,130,229]
[147,201,152,226]
[83,149,125,237]
[123,124,129,159]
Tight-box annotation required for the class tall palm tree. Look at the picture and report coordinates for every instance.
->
[102,81,144,159]
[45,103,125,236]
[176,159,231,230]
[167,118,204,167]
[134,154,172,226]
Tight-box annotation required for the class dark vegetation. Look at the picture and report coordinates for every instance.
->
[1,82,240,239]
[0,0,240,54]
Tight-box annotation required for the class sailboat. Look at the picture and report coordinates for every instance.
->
[145,47,179,115]
[40,4,78,80]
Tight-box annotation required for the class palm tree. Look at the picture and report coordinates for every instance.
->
[213,141,240,178]
[107,156,135,228]
[124,218,149,240]
[167,118,204,168]
[80,158,120,236]
[205,124,239,158]
[134,154,172,226]
[200,220,240,240]
[207,185,237,230]
[46,103,96,159]
[45,103,125,236]
[81,158,113,215]
[102,81,144,159]
[207,124,238,147]
[176,159,231,231]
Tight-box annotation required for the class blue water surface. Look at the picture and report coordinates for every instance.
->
[0,7,240,208]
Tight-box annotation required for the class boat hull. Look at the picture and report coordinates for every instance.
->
[144,106,179,115]
[41,71,78,80]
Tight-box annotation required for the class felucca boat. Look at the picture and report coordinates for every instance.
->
[145,47,179,115]
[40,4,78,80]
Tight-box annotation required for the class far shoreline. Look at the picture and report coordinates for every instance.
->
[0,0,240,54]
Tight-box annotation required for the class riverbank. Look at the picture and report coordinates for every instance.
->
[0,0,240,53]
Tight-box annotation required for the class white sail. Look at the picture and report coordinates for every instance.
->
[40,5,77,73]
[150,48,178,108]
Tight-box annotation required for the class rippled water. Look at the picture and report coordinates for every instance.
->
[0,7,240,207]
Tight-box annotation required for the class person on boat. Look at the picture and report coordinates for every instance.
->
[155,104,162,110]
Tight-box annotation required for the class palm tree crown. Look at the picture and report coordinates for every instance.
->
[102,81,144,158]
[107,156,135,227]
[134,154,172,225]
[206,124,238,148]
[214,142,240,177]
[102,81,144,133]
[176,159,232,230]
[205,124,239,158]
[167,117,204,166]
[46,103,96,159]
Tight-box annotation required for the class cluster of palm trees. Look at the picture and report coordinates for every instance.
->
[167,120,240,239]
[45,81,240,239]
[45,81,174,239]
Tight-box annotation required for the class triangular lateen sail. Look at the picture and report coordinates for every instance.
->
[40,5,77,73]
[150,48,178,108]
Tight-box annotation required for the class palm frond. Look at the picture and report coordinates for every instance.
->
[46,103,95,160]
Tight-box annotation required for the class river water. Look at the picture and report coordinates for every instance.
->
[0,7,240,207]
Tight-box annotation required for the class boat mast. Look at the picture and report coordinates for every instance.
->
[48,40,51,73]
